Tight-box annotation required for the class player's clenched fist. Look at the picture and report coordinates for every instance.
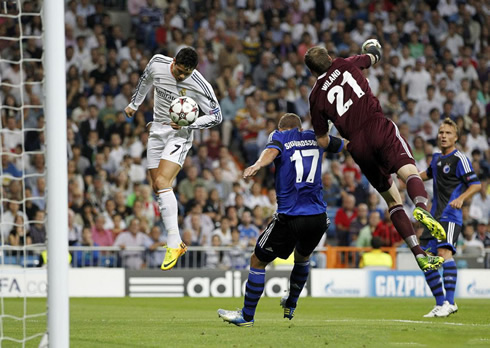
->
[125,106,136,118]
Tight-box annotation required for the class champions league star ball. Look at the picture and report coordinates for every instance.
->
[169,96,199,126]
[361,38,381,54]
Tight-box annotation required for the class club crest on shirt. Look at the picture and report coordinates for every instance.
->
[179,89,187,96]
[443,164,450,174]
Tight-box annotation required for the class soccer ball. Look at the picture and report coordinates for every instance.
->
[169,96,199,126]
[361,39,381,54]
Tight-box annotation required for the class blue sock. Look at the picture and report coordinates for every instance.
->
[443,259,457,305]
[424,269,445,306]
[242,267,265,322]
[286,261,310,308]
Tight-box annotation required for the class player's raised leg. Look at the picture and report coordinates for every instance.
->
[398,165,446,240]
[150,159,187,271]
[380,182,443,272]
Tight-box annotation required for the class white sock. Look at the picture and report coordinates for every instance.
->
[157,188,182,248]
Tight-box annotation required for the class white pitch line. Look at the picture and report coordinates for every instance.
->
[317,319,490,327]
[162,317,490,328]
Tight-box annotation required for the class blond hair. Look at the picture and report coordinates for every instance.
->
[440,117,459,138]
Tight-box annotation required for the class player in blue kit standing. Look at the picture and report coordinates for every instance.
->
[420,118,481,317]
[217,113,345,327]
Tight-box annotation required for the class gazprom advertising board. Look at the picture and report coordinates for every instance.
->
[311,269,490,298]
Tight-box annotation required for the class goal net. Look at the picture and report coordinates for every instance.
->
[1,0,68,346]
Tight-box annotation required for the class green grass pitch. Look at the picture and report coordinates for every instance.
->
[2,297,490,347]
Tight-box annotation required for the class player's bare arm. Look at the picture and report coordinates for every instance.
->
[317,134,347,153]
[419,171,429,181]
[449,183,481,209]
[243,148,280,178]
[316,133,330,148]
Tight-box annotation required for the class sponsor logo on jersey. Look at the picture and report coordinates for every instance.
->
[321,69,341,91]
[156,87,175,102]
[443,164,450,174]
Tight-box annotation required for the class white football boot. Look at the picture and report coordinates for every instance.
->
[423,304,450,318]
[443,301,458,315]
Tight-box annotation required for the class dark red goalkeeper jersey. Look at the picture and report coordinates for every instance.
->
[309,55,385,139]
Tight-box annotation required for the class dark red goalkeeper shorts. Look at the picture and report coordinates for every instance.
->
[346,117,415,192]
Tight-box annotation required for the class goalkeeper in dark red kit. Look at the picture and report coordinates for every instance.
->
[304,39,444,272]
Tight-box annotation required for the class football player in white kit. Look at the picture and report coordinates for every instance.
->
[125,47,222,270]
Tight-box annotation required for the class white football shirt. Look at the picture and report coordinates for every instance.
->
[127,54,222,129]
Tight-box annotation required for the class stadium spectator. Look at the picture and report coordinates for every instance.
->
[359,236,393,269]
[31,177,46,210]
[2,115,22,152]
[144,225,166,268]
[8,215,32,254]
[72,226,100,267]
[335,194,357,246]
[178,165,207,203]
[237,210,259,247]
[184,212,213,246]
[244,182,271,211]
[373,213,403,247]
[476,219,490,248]
[321,172,341,208]
[91,214,113,247]
[114,218,147,269]
[461,224,484,256]
[205,234,231,269]
[356,211,381,248]
[30,210,46,244]
[399,99,424,133]
[191,145,214,175]
[342,171,368,205]
[466,122,489,157]
[348,203,369,246]
[80,105,105,143]
[469,180,490,222]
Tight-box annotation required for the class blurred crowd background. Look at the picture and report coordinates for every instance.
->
[0,0,489,269]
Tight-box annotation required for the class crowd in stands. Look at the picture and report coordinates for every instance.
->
[1,0,489,269]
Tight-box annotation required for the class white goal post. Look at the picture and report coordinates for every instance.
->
[44,0,69,347]
[0,0,68,346]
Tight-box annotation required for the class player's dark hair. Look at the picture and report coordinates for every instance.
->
[441,117,459,138]
[278,113,302,130]
[175,47,198,69]
[305,46,331,75]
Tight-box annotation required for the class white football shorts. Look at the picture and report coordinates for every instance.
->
[147,122,193,169]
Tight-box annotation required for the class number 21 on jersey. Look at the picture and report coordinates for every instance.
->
[327,71,365,116]
[290,149,319,183]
